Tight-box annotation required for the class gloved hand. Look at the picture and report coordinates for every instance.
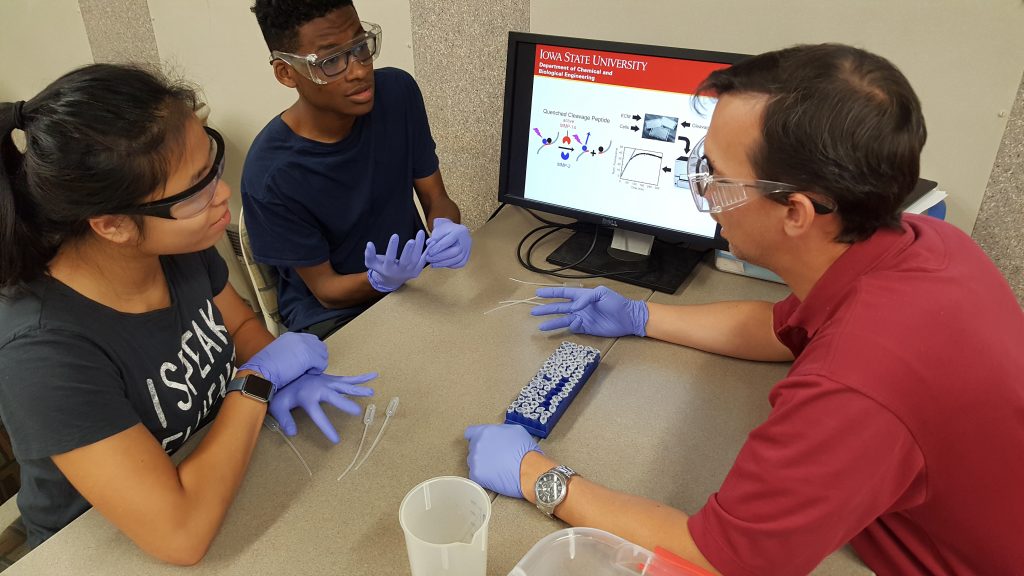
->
[364,230,429,293]
[268,372,377,443]
[464,424,542,498]
[238,332,328,390]
[425,218,471,269]
[531,286,649,337]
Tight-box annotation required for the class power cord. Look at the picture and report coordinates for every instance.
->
[516,219,651,279]
[486,202,507,222]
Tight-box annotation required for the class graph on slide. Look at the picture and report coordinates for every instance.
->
[616,147,664,186]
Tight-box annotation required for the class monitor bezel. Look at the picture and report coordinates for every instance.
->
[497,31,749,250]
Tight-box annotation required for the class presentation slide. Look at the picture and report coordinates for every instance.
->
[524,44,728,237]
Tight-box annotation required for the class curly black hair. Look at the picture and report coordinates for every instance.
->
[251,0,355,53]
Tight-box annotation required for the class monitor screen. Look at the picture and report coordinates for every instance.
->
[498,33,748,249]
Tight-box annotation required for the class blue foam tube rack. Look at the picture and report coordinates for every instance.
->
[504,341,601,438]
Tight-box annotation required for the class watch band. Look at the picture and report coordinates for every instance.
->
[225,373,275,404]
[535,464,577,517]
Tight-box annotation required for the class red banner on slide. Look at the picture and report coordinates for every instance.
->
[533,44,729,94]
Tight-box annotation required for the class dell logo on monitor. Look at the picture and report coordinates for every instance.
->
[602,218,618,228]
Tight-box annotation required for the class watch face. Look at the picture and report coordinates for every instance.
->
[243,375,274,400]
[536,471,565,505]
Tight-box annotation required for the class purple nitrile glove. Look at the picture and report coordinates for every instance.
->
[464,423,542,498]
[238,332,328,391]
[268,372,377,443]
[531,286,649,337]
[425,218,472,269]
[364,230,429,293]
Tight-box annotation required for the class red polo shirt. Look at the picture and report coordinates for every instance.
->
[689,215,1024,575]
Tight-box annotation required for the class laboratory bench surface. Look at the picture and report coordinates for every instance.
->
[4,207,870,575]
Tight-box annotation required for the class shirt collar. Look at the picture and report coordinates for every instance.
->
[778,218,917,347]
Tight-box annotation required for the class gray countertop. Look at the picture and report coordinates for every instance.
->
[6,207,869,575]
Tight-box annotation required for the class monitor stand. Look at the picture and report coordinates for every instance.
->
[545,228,707,294]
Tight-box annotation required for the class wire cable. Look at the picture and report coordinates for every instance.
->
[486,202,507,222]
[524,208,571,227]
[515,221,650,279]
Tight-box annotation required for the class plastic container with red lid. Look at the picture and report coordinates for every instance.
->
[509,527,714,576]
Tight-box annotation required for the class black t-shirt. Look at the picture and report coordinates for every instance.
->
[0,248,235,547]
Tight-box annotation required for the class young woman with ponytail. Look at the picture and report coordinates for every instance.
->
[0,64,375,564]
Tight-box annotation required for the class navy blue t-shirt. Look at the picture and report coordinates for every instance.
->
[241,67,439,330]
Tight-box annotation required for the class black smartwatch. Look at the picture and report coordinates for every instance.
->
[225,373,274,403]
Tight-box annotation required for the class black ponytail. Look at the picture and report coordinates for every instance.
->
[0,64,198,294]
[0,100,50,294]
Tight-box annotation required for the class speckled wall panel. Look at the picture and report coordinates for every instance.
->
[973,71,1024,306]
[79,0,160,65]
[409,1,529,230]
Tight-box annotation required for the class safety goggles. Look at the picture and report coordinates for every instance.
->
[124,126,225,220]
[687,172,834,214]
[685,137,836,214]
[271,22,382,85]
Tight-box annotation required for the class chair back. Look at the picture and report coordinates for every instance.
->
[238,208,285,336]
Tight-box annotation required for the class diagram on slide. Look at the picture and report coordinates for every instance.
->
[616,147,665,186]
[534,129,558,154]
[520,46,725,238]
[534,128,611,162]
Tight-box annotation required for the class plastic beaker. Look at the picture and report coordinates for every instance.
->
[399,476,491,576]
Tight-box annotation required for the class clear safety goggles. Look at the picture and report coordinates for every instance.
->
[271,22,382,85]
[685,136,836,215]
[124,126,224,220]
[688,172,837,214]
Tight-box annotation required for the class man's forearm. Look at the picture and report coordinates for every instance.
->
[310,271,384,309]
[424,197,461,229]
[414,170,461,228]
[644,300,794,361]
[517,451,720,574]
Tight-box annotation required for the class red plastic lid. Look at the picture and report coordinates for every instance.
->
[646,547,717,576]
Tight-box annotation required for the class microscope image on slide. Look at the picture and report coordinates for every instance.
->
[641,114,679,143]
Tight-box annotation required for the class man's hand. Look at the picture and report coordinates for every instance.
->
[464,424,542,498]
[425,218,471,269]
[531,286,649,337]
[364,231,429,293]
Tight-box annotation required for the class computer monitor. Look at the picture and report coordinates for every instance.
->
[498,32,749,292]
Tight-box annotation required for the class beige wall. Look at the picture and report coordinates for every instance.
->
[0,0,94,101]
[530,0,1024,235]
[4,0,1019,235]
[2,0,1020,291]
[147,0,416,217]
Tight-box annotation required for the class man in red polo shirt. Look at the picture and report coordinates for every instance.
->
[464,43,1024,575]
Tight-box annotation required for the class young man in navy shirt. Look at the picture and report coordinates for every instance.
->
[244,0,470,338]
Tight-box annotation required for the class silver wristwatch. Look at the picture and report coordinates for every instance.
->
[534,465,577,517]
